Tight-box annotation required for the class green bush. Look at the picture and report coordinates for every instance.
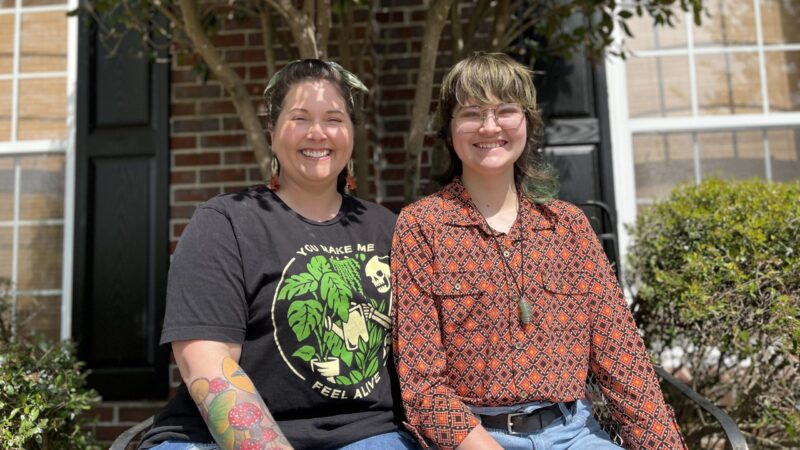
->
[0,286,100,449]
[628,178,799,449]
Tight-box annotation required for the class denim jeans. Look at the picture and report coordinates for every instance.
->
[481,399,623,450]
[149,431,420,450]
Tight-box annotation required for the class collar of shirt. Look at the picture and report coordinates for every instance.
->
[439,178,555,240]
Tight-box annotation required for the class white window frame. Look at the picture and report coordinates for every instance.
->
[606,2,800,279]
[0,0,77,341]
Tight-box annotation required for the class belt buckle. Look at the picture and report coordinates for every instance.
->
[506,411,527,435]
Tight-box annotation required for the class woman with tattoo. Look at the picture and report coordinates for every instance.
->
[391,53,687,450]
[139,60,414,450]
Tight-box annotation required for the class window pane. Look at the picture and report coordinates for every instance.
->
[0,157,13,221]
[20,11,67,73]
[17,224,62,290]
[762,0,800,45]
[694,1,757,47]
[699,130,765,180]
[22,0,67,5]
[696,53,763,115]
[627,56,692,118]
[0,15,13,74]
[768,128,800,182]
[766,51,800,113]
[0,80,11,141]
[626,13,687,52]
[0,227,11,281]
[18,77,66,140]
[634,133,695,201]
[20,154,64,220]
[15,295,61,342]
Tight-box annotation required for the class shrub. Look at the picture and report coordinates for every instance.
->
[628,178,799,449]
[0,284,100,449]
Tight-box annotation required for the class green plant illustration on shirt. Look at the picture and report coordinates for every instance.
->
[277,254,390,386]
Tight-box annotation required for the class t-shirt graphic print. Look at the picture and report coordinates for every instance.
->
[274,245,392,401]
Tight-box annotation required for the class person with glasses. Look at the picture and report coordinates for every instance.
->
[391,52,686,450]
[139,60,418,450]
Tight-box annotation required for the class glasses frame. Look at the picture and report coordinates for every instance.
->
[452,103,526,134]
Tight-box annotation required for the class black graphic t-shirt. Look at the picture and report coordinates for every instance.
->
[139,187,403,450]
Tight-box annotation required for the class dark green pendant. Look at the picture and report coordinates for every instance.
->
[517,296,531,325]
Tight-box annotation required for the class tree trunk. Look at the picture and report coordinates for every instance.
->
[178,0,271,181]
[403,0,454,203]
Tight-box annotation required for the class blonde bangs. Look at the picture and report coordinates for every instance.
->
[449,56,538,110]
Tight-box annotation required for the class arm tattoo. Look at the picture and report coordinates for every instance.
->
[189,356,293,450]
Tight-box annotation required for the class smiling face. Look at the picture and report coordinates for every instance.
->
[449,97,527,181]
[271,79,354,191]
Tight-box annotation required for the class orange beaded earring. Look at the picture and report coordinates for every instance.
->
[345,159,357,192]
[268,157,280,191]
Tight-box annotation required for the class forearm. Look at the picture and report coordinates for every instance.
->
[187,356,293,450]
[455,425,502,450]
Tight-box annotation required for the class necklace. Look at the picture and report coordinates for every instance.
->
[484,199,531,326]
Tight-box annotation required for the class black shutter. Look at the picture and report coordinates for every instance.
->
[534,17,620,275]
[73,17,170,400]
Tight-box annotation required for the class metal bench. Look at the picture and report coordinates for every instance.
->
[111,366,748,450]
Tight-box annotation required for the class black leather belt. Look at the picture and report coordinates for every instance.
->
[479,402,574,435]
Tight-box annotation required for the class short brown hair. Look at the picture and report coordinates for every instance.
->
[436,52,557,202]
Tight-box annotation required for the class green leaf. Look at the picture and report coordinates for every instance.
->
[350,370,364,383]
[335,375,352,385]
[308,255,332,279]
[207,390,235,435]
[287,300,323,341]
[364,357,379,378]
[278,273,318,300]
[321,272,352,322]
[292,345,316,362]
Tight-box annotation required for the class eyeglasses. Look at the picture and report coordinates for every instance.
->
[452,103,525,133]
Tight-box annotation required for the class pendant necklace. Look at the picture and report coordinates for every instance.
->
[486,200,531,326]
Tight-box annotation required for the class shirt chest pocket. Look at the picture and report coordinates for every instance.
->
[537,269,591,333]
[432,269,491,332]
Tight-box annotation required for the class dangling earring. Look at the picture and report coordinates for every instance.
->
[268,157,280,191]
[346,159,357,192]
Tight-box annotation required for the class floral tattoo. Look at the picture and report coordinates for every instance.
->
[189,357,293,450]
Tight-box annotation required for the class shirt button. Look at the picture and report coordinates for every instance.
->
[454,283,461,291]
[503,251,510,257]
[514,341,526,350]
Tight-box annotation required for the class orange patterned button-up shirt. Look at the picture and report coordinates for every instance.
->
[391,180,685,450]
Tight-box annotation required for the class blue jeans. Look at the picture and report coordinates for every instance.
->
[150,431,420,450]
[482,399,623,450]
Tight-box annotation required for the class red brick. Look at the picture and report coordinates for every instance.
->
[170,136,197,150]
[170,170,196,184]
[176,52,200,67]
[249,65,267,80]
[212,33,246,47]
[198,100,236,115]
[384,119,410,132]
[93,425,130,441]
[171,204,197,220]
[119,405,163,422]
[174,152,220,166]
[84,405,114,422]
[171,102,196,117]
[173,222,188,237]
[382,88,415,101]
[173,84,221,99]
[225,49,264,63]
[382,200,405,211]
[224,150,256,164]
[385,26,423,39]
[381,136,405,148]
[173,187,221,202]
[379,103,406,115]
[201,134,247,148]
[171,69,196,83]
[169,241,178,254]
[173,118,219,133]
[249,168,265,182]
[200,168,247,183]
[376,11,404,22]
